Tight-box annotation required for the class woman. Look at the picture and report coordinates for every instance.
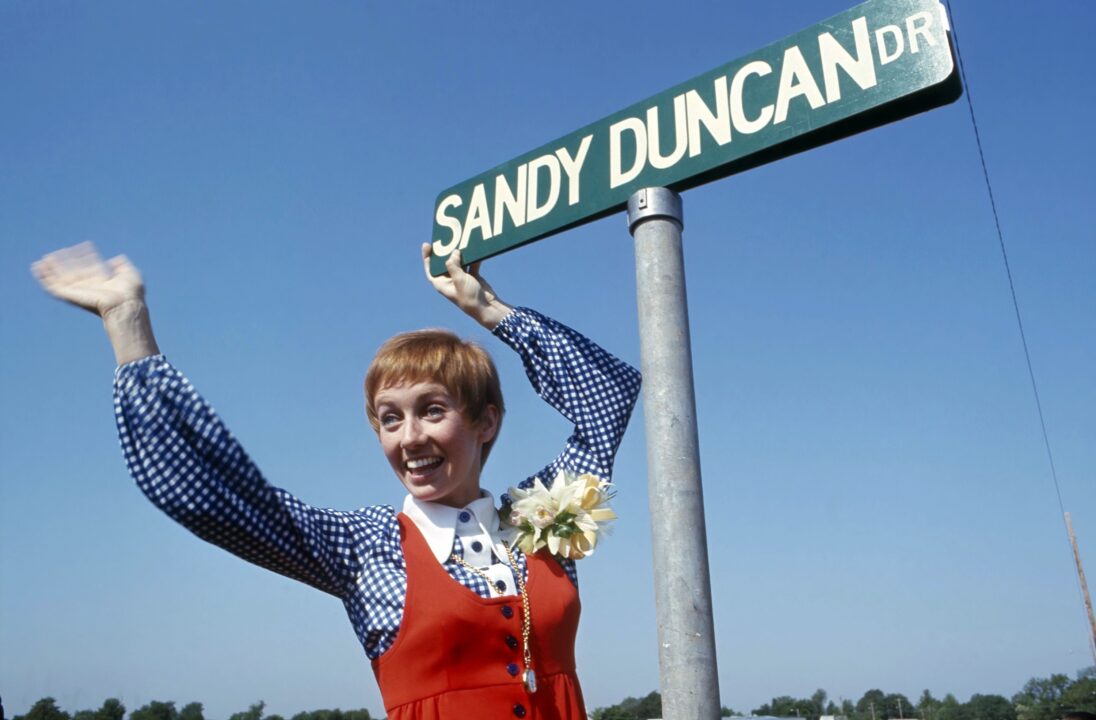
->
[33,242,641,719]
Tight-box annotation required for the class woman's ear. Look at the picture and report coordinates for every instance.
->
[478,404,500,445]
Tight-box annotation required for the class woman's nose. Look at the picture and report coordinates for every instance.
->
[400,418,426,447]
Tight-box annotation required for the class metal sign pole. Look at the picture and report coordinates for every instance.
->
[628,187,721,719]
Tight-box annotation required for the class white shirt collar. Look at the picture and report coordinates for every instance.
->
[402,491,502,564]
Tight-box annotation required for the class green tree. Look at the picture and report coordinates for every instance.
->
[918,690,941,720]
[591,691,661,720]
[129,702,177,720]
[69,700,124,720]
[602,708,638,720]
[15,698,71,720]
[936,693,966,720]
[1013,673,1072,720]
[228,702,264,720]
[965,694,1015,720]
[288,710,371,720]
[299,711,341,720]
[753,696,817,718]
[178,704,203,720]
[857,690,887,720]
[883,694,913,719]
[1060,668,1096,714]
[343,710,374,720]
[73,701,122,720]
[591,704,625,720]
[755,696,789,716]
[635,693,663,720]
[97,700,125,720]
[722,706,738,717]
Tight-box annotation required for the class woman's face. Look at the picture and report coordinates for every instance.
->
[373,381,499,508]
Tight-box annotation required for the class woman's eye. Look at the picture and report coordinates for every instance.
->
[426,405,446,418]
[380,413,400,427]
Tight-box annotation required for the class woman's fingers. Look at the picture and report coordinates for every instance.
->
[32,242,144,315]
[444,248,467,279]
[31,254,67,294]
[38,243,107,285]
[421,243,434,279]
[30,259,50,283]
[419,243,510,329]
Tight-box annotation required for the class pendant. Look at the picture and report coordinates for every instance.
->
[524,668,537,693]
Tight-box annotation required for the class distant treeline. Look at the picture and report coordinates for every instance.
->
[11,701,373,720]
[591,667,1096,720]
[10,667,1095,720]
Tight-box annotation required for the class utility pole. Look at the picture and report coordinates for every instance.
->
[870,702,877,720]
[1065,512,1096,665]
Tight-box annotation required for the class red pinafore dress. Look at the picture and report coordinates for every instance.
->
[372,514,587,719]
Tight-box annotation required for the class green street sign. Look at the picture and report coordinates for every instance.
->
[429,0,961,275]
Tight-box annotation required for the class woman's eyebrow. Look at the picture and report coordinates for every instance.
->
[373,397,406,411]
[416,387,454,401]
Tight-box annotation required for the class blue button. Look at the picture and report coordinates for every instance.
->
[458,511,472,523]
[495,580,507,593]
[505,634,519,649]
[513,704,526,718]
[507,663,519,676]
[471,540,483,552]
[501,605,514,619]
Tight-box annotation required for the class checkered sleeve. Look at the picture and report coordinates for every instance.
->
[493,307,641,490]
[113,355,369,599]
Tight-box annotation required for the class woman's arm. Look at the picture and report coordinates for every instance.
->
[494,308,641,485]
[114,356,370,597]
[34,243,371,598]
[420,244,641,485]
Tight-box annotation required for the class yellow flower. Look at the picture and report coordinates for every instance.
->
[531,504,555,529]
[505,470,617,561]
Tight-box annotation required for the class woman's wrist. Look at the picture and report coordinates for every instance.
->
[470,298,513,330]
[102,300,161,365]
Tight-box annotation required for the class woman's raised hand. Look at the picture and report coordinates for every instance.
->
[421,243,512,330]
[32,242,160,365]
[32,242,145,318]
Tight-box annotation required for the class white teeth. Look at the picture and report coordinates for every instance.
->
[407,457,442,470]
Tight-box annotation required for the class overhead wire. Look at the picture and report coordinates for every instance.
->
[944,0,1093,661]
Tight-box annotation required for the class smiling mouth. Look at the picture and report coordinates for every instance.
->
[406,456,443,472]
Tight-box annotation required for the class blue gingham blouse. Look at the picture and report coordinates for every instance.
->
[113,307,641,660]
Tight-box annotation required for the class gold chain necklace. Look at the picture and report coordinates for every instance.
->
[449,544,537,693]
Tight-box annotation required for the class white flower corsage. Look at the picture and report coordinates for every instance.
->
[501,469,617,560]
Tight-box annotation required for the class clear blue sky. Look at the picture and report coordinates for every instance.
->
[2,1,1094,717]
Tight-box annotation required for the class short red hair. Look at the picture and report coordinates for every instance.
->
[364,329,505,464]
